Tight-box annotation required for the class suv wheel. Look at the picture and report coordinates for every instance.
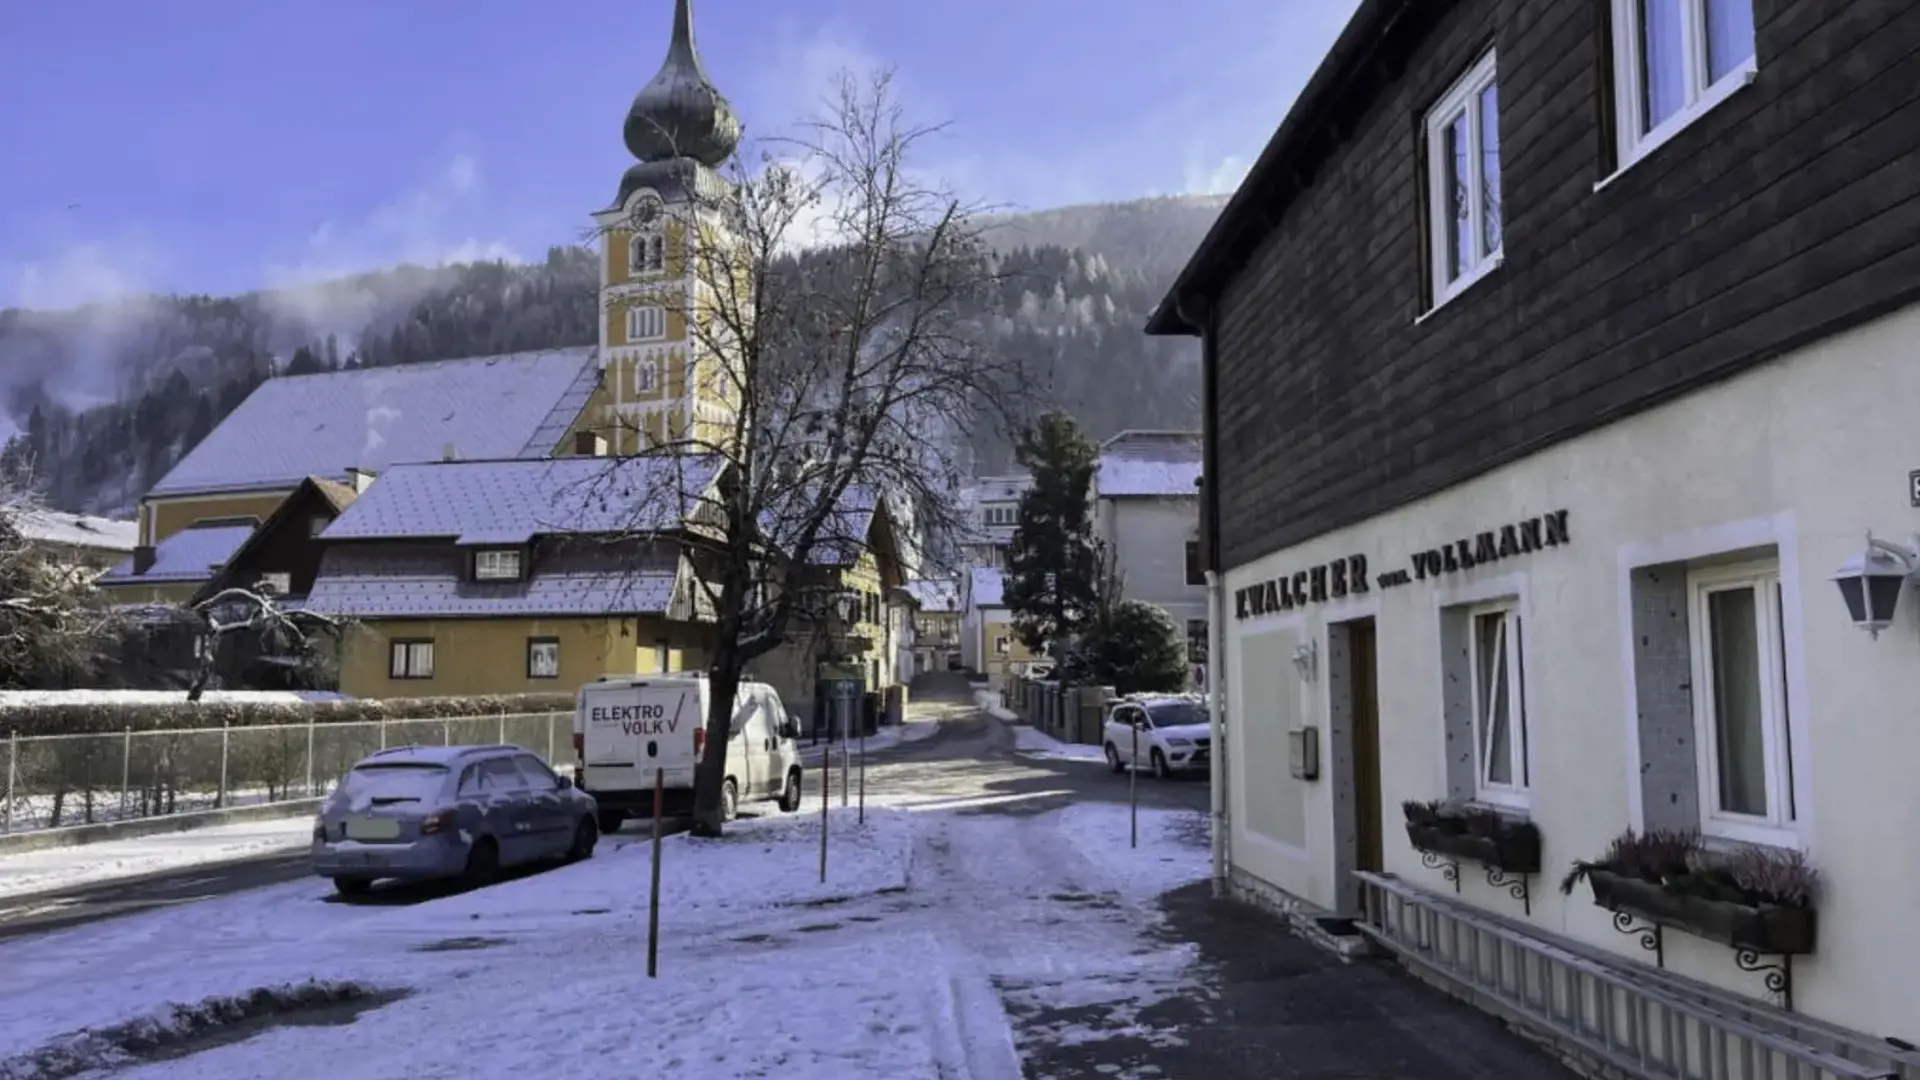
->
[1104,744,1124,774]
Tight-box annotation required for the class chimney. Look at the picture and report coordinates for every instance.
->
[441,442,459,462]
[345,467,376,493]
[574,431,608,457]
[132,544,156,575]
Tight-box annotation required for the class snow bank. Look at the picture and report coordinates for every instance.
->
[0,817,316,900]
[1010,722,1107,763]
[1055,802,1212,900]
[0,691,348,709]
[972,688,1016,721]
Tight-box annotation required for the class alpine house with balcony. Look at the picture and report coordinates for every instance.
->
[1148,0,1920,1072]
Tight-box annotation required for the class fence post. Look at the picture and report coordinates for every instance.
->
[3,731,14,834]
[380,716,388,749]
[305,717,316,798]
[442,717,451,746]
[218,721,231,809]
[546,713,556,763]
[497,709,506,746]
[120,727,132,818]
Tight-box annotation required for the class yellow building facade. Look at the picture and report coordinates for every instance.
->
[339,615,710,699]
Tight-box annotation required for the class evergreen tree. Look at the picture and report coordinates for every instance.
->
[25,405,44,459]
[1003,411,1100,655]
[324,333,341,369]
[284,346,324,376]
[1083,599,1187,695]
[183,396,215,452]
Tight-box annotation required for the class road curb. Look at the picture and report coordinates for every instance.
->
[0,798,323,856]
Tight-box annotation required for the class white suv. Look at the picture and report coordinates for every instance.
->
[1102,695,1210,779]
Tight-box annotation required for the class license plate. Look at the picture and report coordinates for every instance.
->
[345,817,401,841]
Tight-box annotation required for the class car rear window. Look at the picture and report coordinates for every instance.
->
[341,763,448,802]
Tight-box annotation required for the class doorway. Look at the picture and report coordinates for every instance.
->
[1328,617,1383,915]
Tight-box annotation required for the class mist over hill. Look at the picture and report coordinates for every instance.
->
[1,195,1223,517]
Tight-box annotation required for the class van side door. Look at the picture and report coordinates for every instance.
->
[764,690,799,788]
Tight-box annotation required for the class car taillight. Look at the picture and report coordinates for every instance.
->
[421,810,457,835]
[693,726,705,763]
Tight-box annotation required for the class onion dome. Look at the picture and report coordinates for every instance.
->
[622,0,742,167]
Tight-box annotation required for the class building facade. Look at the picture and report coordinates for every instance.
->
[1091,430,1205,682]
[1150,0,1920,1065]
[960,567,1043,682]
[907,578,962,673]
[957,473,1031,571]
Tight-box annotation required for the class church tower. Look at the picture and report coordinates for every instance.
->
[592,0,742,455]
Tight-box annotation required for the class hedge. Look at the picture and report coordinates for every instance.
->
[0,693,579,739]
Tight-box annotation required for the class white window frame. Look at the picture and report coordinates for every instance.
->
[1687,559,1796,847]
[256,572,292,596]
[1423,49,1503,309]
[389,640,434,679]
[627,305,666,342]
[1606,0,1758,177]
[1465,600,1529,808]
[474,548,523,581]
[994,635,1010,656]
[632,357,658,394]
[628,230,665,275]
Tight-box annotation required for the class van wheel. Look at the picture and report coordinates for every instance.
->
[597,810,624,836]
[1104,744,1124,774]
[721,778,739,822]
[777,768,803,812]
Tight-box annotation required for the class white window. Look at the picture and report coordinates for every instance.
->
[389,640,434,679]
[474,548,522,581]
[256,572,291,596]
[984,505,1017,527]
[994,635,1010,656]
[629,231,665,274]
[1467,602,1528,807]
[1608,0,1756,168]
[1689,561,1795,845]
[632,358,658,394]
[1424,49,1502,306]
[527,638,559,679]
[627,305,666,342]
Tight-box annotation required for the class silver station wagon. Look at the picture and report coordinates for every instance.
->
[312,744,600,896]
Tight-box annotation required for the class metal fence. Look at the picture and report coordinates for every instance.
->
[1,711,572,834]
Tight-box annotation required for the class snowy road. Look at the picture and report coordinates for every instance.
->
[0,705,1567,1079]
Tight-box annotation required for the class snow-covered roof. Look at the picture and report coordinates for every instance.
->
[969,567,1005,609]
[906,578,961,613]
[307,543,679,619]
[98,522,255,585]
[147,348,601,498]
[957,474,1031,509]
[321,456,719,542]
[1096,430,1202,498]
[15,510,139,553]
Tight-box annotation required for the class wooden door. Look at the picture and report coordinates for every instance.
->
[1349,620,1384,889]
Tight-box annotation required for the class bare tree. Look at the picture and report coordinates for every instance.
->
[184,586,348,701]
[0,458,123,688]
[585,69,1028,835]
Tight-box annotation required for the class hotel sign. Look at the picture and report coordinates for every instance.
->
[1233,510,1570,620]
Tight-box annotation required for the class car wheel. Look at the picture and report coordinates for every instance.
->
[1104,744,1124,774]
[720,778,740,823]
[777,769,803,812]
[463,837,500,887]
[567,816,598,862]
[597,810,624,836]
[332,876,372,897]
[1151,749,1170,779]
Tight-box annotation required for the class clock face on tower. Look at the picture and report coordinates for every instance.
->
[629,194,664,229]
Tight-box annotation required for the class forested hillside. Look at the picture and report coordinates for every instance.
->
[0,196,1223,516]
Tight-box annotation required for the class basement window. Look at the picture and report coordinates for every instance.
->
[473,549,524,582]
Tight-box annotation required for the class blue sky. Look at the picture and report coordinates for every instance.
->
[0,0,1359,310]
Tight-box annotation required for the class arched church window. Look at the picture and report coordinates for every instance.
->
[628,231,665,275]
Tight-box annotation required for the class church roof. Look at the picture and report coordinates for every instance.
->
[622,0,741,170]
[146,348,601,499]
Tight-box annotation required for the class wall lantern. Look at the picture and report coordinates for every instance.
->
[1291,639,1318,681]
[1831,531,1920,640]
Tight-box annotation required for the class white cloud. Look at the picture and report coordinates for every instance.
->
[264,153,520,290]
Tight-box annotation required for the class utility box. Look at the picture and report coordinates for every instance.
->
[1288,726,1320,781]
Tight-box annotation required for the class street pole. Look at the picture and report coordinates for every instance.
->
[858,719,866,825]
[647,767,664,978]
[1129,723,1139,849]
[839,688,851,808]
[818,757,830,883]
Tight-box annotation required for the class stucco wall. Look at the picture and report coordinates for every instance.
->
[340,615,706,699]
[1100,496,1205,624]
[1218,300,1920,1035]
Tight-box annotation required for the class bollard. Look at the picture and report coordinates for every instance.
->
[858,726,866,825]
[1129,723,1139,849]
[819,759,830,884]
[647,767,665,978]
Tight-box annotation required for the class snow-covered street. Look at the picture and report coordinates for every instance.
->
[0,706,1568,1080]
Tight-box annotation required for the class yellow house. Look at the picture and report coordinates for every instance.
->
[306,453,721,698]
[101,348,607,604]
[962,567,1044,683]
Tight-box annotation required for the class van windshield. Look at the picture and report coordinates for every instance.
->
[341,763,448,802]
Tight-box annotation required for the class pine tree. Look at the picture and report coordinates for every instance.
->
[1004,411,1100,655]
[183,396,215,452]
[285,346,324,376]
[324,333,341,369]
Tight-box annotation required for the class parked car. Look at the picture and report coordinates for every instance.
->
[311,744,599,897]
[573,674,804,834]
[1102,695,1211,779]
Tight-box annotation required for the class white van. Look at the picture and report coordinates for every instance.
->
[572,674,804,832]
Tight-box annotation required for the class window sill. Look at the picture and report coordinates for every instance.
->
[1468,795,1531,818]
[1701,817,1801,852]
[1414,254,1504,326]
[1595,64,1758,194]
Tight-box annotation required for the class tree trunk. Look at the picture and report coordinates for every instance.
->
[688,644,745,838]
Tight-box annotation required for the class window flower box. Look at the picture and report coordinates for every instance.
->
[1584,868,1815,956]
[1401,800,1541,874]
[1560,829,1820,957]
